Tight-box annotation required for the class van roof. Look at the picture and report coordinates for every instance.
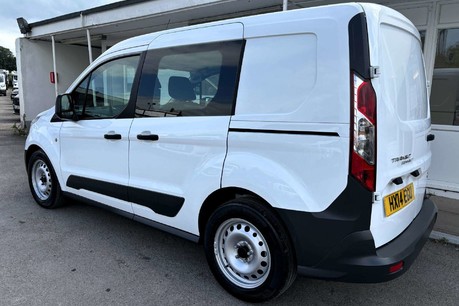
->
[105,2,364,55]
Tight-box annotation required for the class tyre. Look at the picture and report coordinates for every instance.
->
[27,150,64,208]
[204,197,296,302]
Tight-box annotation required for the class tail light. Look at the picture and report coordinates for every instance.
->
[351,73,376,191]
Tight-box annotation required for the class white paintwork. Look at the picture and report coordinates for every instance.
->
[235,4,360,124]
[59,119,134,214]
[129,117,230,234]
[362,3,432,247]
[25,108,62,180]
[151,23,244,49]
[223,121,349,212]
[25,3,432,249]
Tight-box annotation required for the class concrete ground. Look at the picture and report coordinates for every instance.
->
[431,196,459,237]
[0,91,458,305]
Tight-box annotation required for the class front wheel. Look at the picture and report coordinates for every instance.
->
[204,197,296,302]
[27,150,64,208]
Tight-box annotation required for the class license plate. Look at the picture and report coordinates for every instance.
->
[383,183,415,217]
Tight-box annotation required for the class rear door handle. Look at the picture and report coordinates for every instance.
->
[137,133,159,141]
[104,133,122,140]
[427,134,435,142]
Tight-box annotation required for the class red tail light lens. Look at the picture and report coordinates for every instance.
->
[351,73,376,191]
[389,261,404,274]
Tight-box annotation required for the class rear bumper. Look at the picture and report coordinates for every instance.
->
[298,198,437,282]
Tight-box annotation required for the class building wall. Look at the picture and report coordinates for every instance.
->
[16,38,101,123]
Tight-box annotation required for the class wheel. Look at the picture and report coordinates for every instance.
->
[204,197,296,302]
[27,150,64,208]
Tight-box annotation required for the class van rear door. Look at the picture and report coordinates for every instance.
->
[362,4,432,248]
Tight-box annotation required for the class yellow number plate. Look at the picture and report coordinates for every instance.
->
[383,183,415,217]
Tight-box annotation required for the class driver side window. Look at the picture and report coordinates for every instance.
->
[72,55,140,119]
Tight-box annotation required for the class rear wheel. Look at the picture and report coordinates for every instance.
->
[27,150,64,208]
[204,197,296,302]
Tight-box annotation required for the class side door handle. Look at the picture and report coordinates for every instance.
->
[104,133,122,140]
[137,133,159,141]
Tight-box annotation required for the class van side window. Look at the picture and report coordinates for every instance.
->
[135,40,244,117]
[71,55,140,119]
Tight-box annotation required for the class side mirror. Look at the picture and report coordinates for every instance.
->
[55,94,76,120]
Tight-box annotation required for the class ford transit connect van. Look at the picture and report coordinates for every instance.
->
[25,3,437,301]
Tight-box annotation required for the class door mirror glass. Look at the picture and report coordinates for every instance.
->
[55,94,75,120]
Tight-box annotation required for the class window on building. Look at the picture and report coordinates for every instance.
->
[135,40,244,117]
[430,28,459,125]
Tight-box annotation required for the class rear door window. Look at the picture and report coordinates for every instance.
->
[380,24,428,121]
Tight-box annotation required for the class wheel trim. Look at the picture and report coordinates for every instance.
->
[31,159,53,201]
[214,218,271,289]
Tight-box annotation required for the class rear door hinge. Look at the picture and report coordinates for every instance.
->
[370,66,380,78]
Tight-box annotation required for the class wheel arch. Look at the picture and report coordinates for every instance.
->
[25,143,63,191]
[25,144,42,169]
[198,187,294,250]
[201,190,298,301]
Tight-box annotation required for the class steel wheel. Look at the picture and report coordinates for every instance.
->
[204,197,296,302]
[214,218,271,289]
[27,150,64,208]
[31,159,53,201]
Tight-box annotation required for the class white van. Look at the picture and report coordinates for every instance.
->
[25,3,437,302]
[0,73,6,96]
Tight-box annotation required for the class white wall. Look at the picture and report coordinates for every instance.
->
[16,38,101,123]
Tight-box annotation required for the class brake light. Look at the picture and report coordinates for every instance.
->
[351,73,376,191]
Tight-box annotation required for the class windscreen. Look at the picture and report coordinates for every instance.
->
[380,24,428,121]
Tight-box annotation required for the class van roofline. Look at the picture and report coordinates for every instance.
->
[105,2,364,55]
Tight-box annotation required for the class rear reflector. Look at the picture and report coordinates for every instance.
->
[389,261,404,274]
[351,73,376,191]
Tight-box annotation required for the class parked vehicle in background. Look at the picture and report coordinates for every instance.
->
[12,89,20,114]
[24,3,437,302]
[12,73,18,89]
[11,88,18,100]
[0,73,7,96]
